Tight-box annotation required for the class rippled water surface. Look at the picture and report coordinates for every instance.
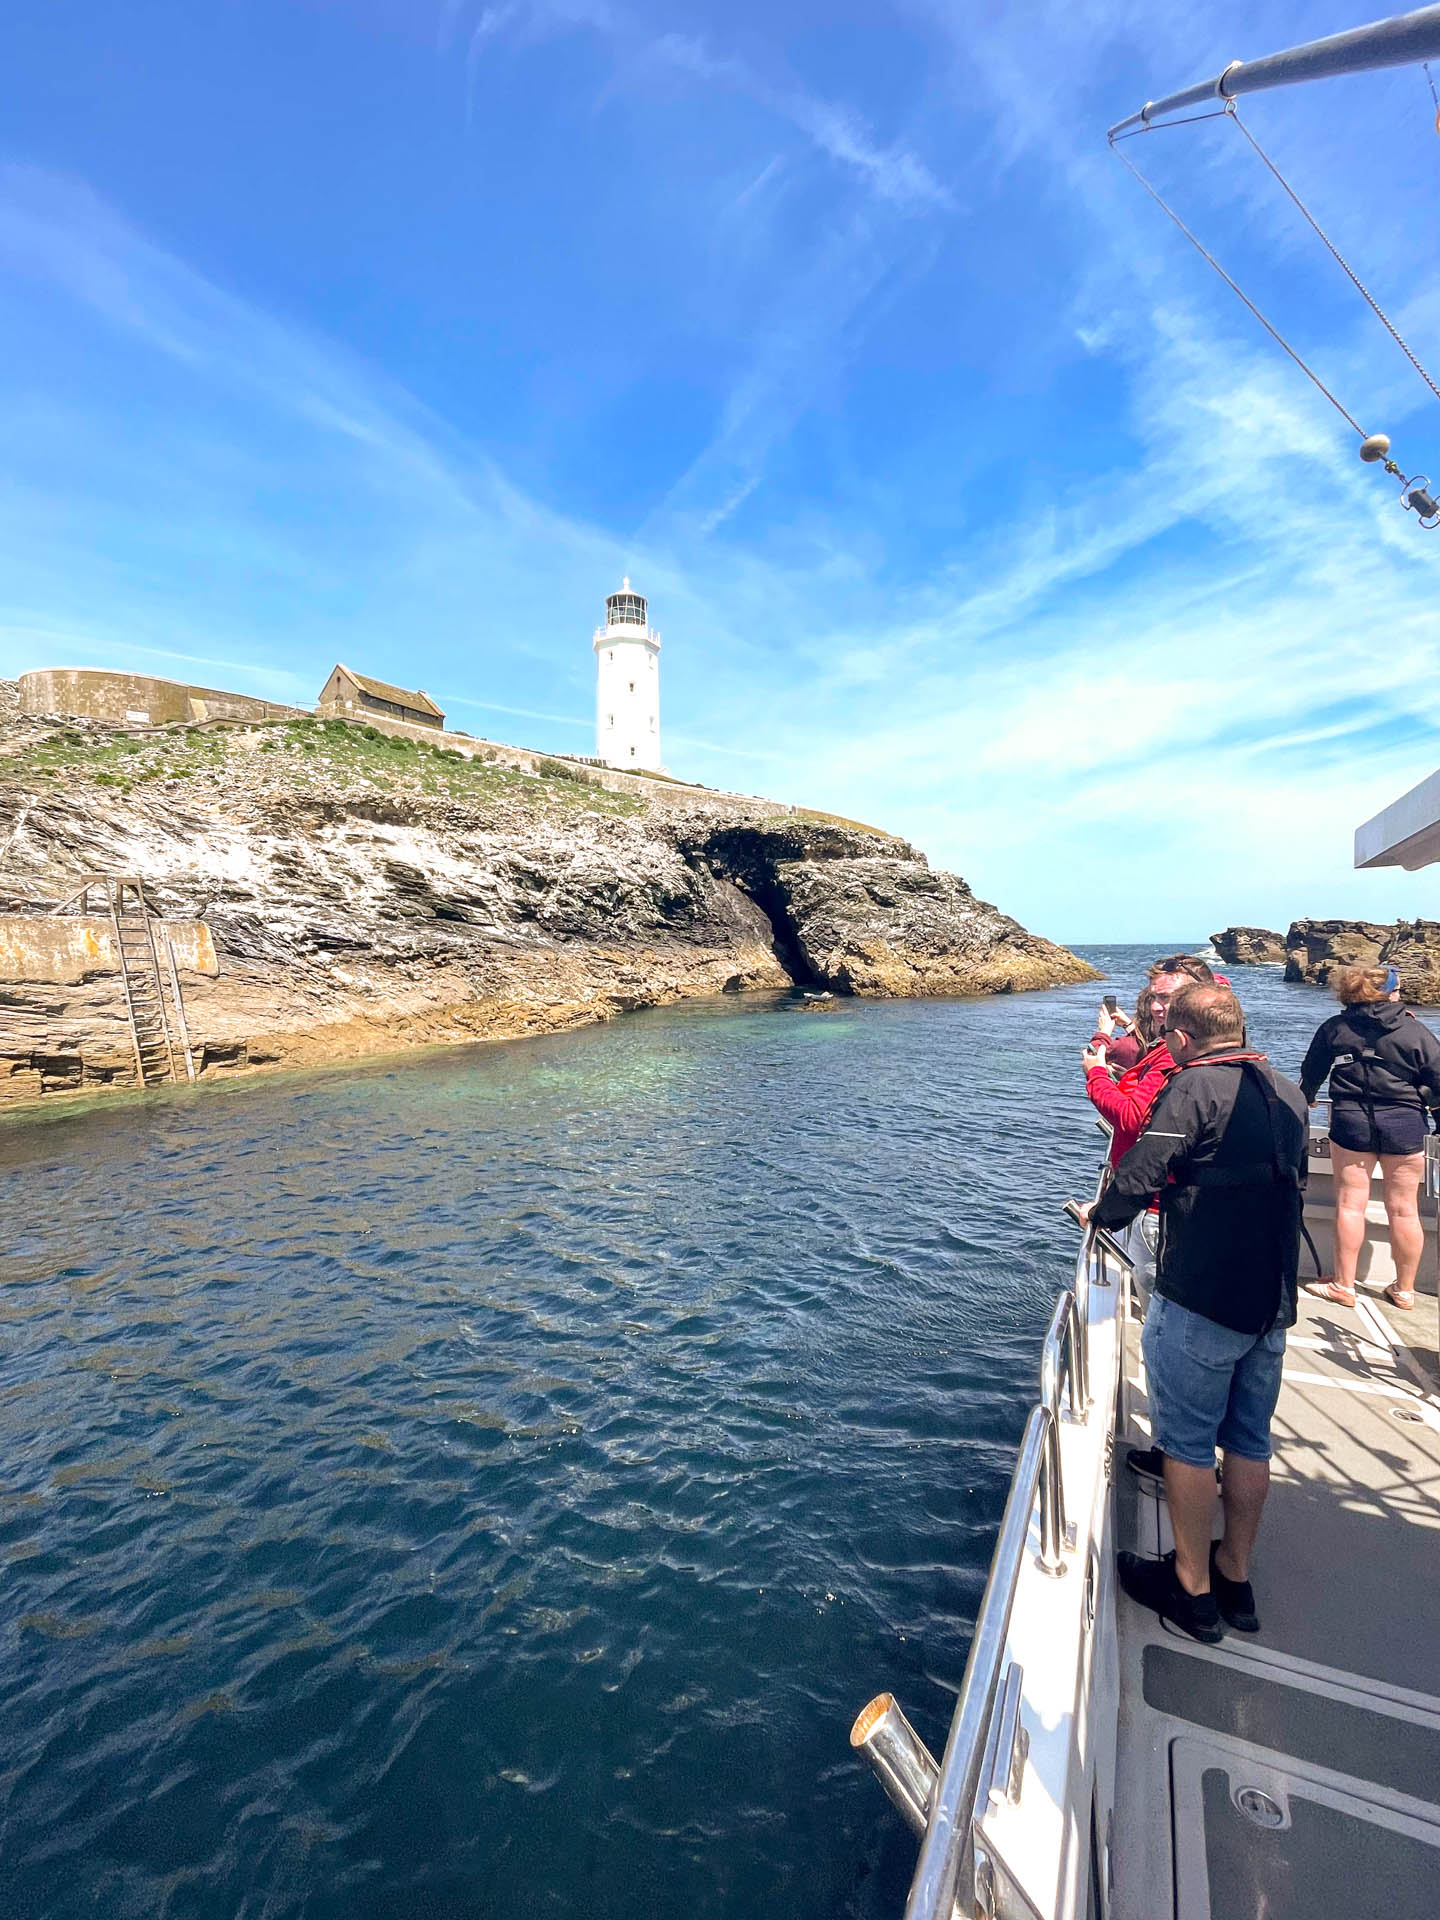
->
[1,948,1340,1919]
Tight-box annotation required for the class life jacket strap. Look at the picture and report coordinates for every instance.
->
[1175,1054,1302,1190]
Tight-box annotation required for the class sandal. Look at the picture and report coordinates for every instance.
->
[1384,1283,1417,1311]
[1303,1279,1356,1307]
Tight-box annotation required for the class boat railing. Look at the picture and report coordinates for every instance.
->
[852,1196,1131,1918]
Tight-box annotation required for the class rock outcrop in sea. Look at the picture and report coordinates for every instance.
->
[1211,926,1287,966]
[0,696,1096,1104]
[1282,919,1393,986]
[1272,917,1440,1002]
[1373,920,1440,1003]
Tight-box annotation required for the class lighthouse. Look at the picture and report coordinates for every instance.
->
[594,579,662,771]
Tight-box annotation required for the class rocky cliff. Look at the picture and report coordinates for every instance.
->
[1278,918,1440,1002]
[1283,919,1394,987]
[1374,921,1440,1003]
[1211,926,1286,966]
[0,700,1095,1104]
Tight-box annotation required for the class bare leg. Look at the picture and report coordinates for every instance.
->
[1379,1151,1425,1296]
[1214,1452,1270,1583]
[1330,1143,1376,1296]
[1163,1458,1218,1596]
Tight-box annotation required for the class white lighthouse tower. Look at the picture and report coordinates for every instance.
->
[594,578,662,771]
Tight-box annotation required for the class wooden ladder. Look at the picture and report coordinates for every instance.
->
[49,874,198,1088]
[101,879,196,1087]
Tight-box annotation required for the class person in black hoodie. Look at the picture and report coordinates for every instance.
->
[1300,964,1440,1311]
[1080,983,1308,1641]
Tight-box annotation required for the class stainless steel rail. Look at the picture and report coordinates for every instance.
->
[899,1401,1053,1920]
[1034,1291,1087,1576]
[1107,4,1440,139]
[855,1211,1131,1919]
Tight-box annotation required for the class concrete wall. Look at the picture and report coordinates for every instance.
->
[326,706,888,829]
[20,669,303,727]
[16,664,887,835]
[0,918,219,985]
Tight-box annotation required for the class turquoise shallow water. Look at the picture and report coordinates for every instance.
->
[0,949,1344,1919]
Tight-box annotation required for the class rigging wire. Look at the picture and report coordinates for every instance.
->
[1107,133,1366,438]
[1109,108,1233,139]
[1228,107,1440,410]
[1425,60,1440,126]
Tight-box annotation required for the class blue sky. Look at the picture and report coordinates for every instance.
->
[3,1,1440,942]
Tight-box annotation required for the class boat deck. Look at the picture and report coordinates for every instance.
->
[1111,1278,1440,1919]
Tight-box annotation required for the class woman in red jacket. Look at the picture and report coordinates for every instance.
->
[1088,956,1227,1075]
[1080,967,1192,1330]
[1084,970,1190,1167]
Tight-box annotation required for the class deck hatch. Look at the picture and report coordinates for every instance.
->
[1200,1765,1437,1920]
[1143,1645,1440,1798]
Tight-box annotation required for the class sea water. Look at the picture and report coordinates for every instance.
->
[0,949,1346,1919]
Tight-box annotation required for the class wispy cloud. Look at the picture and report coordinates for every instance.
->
[651,201,940,537]
[0,624,315,698]
[442,693,591,729]
[449,5,955,536]
[648,30,952,211]
[454,3,950,209]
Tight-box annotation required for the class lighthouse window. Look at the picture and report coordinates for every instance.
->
[607,650,613,662]
[608,594,646,627]
[629,746,636,757]
[628,681,635,693]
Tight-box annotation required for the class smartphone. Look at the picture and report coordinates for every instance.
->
[1103,994,1118,1013]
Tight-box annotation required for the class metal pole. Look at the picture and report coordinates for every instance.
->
[1108,4,1440,138]
[1036,1404,1068,1577]
[850,1694,940,1838]
[1066,1280,1091,1417]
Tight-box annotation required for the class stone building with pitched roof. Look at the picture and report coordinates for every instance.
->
[317,665,444,731]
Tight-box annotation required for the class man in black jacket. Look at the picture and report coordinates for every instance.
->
[1081,984,1308,1641]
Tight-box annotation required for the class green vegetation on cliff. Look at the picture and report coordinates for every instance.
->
[2,716,644,817]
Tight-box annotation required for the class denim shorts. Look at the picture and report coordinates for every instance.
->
[1125,1212,1159,1312]
[1141,1295,1286,1467]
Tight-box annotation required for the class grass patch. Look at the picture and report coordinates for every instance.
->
[790,806,896,837]
[534,756,594,784]
[0,716,644,817]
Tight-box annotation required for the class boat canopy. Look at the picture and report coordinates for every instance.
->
[1355,765,1440,869]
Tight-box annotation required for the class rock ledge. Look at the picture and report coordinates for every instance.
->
[1211,926,1286,966]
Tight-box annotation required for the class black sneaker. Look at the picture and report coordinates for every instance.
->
[1117,1550,1224,1643]
[1125,1446,1165,1483]
[1209,1542,1260,1633]
[1125,1446,1222,1486]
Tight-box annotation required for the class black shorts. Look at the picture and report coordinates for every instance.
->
[1329,1100,1428,1157]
